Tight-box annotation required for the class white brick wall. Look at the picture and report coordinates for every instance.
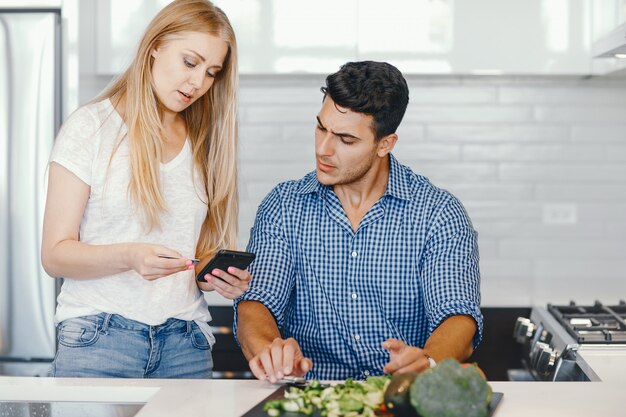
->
[84,74,626,308]
[237,75,626,308]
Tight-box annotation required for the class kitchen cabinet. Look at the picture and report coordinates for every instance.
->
[591,0,626,74]
[591,0,626,40]
[0,0,61,6]
[92,0,170,75]
[87,0,595,75]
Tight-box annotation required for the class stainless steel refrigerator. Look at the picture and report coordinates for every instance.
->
[0,8,62,376]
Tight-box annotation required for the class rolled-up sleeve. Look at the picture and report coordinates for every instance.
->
[233,185,296,343]
[421,196,483,348]
[49,106,99,186]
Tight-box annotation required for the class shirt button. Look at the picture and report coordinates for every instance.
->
[351,251,357,258]
[363,370,370,376]
[351,293,358,300]
[354,334,361,341]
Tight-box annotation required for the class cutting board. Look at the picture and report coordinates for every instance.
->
[242,386,503,417]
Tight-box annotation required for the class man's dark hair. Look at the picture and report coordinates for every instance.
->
[320,61,409,140]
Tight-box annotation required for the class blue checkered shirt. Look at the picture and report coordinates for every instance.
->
[234,154,482,380]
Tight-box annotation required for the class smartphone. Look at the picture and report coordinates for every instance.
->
[196,249,255,282]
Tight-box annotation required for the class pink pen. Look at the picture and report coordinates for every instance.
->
[157,254,200,265]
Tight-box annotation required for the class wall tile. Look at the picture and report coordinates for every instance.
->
[282,124,316,143]
[240,141,315,162]
[428,124,569,142]
[571,125,626,143]
[480,259,533,279]
[405,105,532,123]
[241,163,311,185]
[393,143,461,162]
[534,184,626,201]
[474,221,605,239]
[500,87,626,105]
[534,260,626,280]
[606,146,626,161]
[445,182,533,201]
[476,238,499,258]
[481,280,534,307]
[577,203,626,221]
[500,239,626,258]
[463,144,603,162]
[395,124,427,141]
[409,162,497,181]
[405,86,497,104]
[531,272,626,306]
[535,106,626,123]
[499,163,626,181]
[242,104,322,123]
[239,125,283,142]
[605,223,626,238]
[239,87,322,104]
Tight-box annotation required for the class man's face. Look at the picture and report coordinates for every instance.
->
[315,97,380,187]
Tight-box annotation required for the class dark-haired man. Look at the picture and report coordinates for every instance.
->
[234,61,482,381]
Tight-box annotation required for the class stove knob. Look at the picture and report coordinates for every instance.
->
[514,317,535,343]
[534,345,557,376]
[529,341,547,368]
[539,329,553,344]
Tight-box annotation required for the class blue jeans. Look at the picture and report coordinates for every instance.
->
[50,313,213,378]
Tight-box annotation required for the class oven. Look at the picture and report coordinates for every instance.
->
[509,301,626,382]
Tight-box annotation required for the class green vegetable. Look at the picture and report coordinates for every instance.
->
[383,372,419,417]
[409,359,492,417]
[263,376,390,417]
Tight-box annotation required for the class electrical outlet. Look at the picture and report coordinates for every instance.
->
[542,203,578,225]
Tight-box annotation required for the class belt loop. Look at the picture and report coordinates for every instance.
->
[101,313,113,334]
[186,320,193,334]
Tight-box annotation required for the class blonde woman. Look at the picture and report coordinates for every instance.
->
[41,0,249,378]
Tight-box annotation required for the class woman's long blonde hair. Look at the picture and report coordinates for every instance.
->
[97,0,238,259]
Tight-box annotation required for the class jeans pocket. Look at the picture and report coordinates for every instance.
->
[58,316,100,347]
[189,322,210,350]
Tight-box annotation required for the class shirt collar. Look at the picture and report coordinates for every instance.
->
[297,171,324,195]
[384,154,413,201]
[296,154,413,201]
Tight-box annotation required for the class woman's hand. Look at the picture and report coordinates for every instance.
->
[127,243,195,281]
[197,266,251,299]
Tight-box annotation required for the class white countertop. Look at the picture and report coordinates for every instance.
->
[578,346,626,383]
[1,377,624,417]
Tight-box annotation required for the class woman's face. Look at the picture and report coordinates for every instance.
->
[150,31,228,115]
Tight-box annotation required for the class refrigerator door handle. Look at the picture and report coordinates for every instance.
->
[0,15,12,354]
[32,13,59,352]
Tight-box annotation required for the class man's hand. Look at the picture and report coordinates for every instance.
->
[248,337,313,382]
[382,338,431,374]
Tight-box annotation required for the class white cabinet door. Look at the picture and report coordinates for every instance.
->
[94,0,170,75]
[590,0,626,74]
[591,0,626,42]
[91,0,594,75]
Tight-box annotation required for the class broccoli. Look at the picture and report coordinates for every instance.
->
[409,359,492,417]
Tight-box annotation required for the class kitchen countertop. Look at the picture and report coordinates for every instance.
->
[577,347,626,383]
[1,377,624,417]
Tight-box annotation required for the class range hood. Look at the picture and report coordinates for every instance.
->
[593,22,626,58]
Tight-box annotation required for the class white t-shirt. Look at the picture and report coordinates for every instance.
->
[50,99,214,345]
